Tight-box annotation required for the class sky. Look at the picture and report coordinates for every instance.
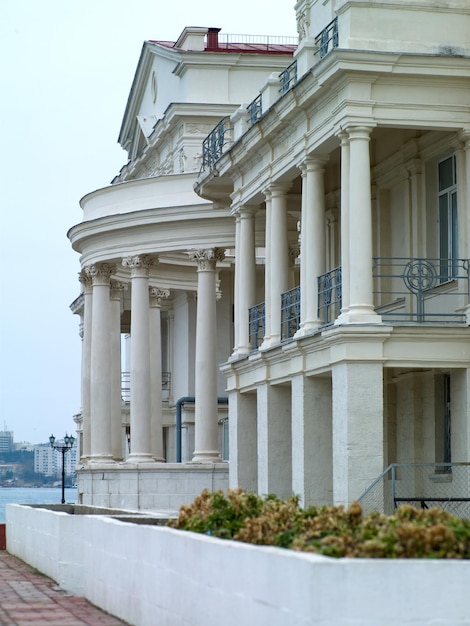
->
[0,1,297,444]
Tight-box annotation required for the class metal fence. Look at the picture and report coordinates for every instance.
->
[358,463,470,518]
[373,257,469,323]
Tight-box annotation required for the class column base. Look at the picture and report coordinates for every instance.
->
[87,455,115,464]
[190,451,223,463]
[335,307,382,325]
[125,454,155,464]
[293,320,322,338]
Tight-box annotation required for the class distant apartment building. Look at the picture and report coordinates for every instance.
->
[34,442,78,478]
[0,431,14,454]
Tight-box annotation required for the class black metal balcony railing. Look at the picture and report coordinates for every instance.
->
[247,94,262,126]
[121,371,171,404]
[201,117,232,172]
[373,257,469,323]
[281,286,301,341]
[248,301,266,350]
[314,17,339,59]
[279,60,298,95]
[318,266,342,327]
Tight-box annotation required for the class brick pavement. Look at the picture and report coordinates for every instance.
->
[0,552,130,626]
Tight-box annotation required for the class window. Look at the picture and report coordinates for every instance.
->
[438,155,458,281]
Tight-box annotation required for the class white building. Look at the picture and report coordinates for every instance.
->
[69,2,470,514]
[68,26,297,510]
[34,442,78,478]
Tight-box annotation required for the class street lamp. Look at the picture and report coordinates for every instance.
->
[49,433,75,504]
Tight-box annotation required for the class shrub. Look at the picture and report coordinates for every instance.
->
[167,489,470,558]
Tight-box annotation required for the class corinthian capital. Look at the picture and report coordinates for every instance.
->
[149,287,170,307]
[122,254,157,277]
[188,248,225,271]
[85,263,116,286]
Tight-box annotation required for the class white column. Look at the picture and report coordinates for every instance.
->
[109,281,125,461]
[190,248,225,463]
[263,183,291,347]
[235,206,257,355]
[86,263,115,463]
[458,132,470,322]
[332,361,384,505]
[342,126,381,323]
[190,248,225,462]
[291,374,332,506]
[257,383,292,498]
[149,287,170,462]
[78,270,93,461]
[452,369,470,462]
[336,132,350,321]
[228,390,258,492]
[122,255,156,463]
[296,158,327,335]
[232,213,241,356]
[262,189,272,344]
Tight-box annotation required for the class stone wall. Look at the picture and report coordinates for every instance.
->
[7,503,470,626]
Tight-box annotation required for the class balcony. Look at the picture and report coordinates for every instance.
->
[121,371,171,404]
[314,17,339,59]
[373,257,469,324]
[200,117,233,173]
[248,257,469,348]
[279,60,297,95]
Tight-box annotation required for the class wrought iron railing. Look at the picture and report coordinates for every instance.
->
[121,371,171,404]
[317,266,342,326]
[358,463,470,518]
[314,17,339,59]
[216,33,298,50]
[373,257,469,323]
[247,94,262,125]
[248,301,266,350]
[201,117,232,172]
[279,60,298,94]
[281,286,300,341]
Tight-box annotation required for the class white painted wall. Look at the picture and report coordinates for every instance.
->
[7,503,470,626]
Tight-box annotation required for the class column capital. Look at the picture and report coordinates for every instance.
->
[78,269,93,293]
[265,182,292,198]
[299,155,329,175]
[85,263,116,286]
[236,204,258,218]
[342,124,375,141]
[457,129,470,149]
[122,254,157,277]
[149,287,170,307]
[189,248,225,271]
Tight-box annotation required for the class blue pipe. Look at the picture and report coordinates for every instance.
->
[175,396,228,462]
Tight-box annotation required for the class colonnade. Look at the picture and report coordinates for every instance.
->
[77,249,225,465]
[231,124,382,359]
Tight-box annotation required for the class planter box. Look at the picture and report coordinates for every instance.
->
[6,503,470,626]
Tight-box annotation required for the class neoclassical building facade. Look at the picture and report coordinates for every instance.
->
[196,0,470,510]
[68,26,297,510]
[70,1,470,513]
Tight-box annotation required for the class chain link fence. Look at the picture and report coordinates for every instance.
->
[358,463,470,518]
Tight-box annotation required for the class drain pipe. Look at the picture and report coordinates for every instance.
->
[175,396,228,462]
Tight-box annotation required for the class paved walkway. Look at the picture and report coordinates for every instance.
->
[0,552,130,626]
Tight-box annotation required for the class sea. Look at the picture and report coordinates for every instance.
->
[0,487,77,523]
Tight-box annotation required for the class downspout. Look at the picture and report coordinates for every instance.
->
[175,396,228,462]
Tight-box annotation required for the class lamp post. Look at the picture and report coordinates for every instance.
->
[49,433,75,504]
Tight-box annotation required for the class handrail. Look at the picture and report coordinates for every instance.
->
[314,17,339,59]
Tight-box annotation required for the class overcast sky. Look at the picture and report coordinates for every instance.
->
[0,1,297,444]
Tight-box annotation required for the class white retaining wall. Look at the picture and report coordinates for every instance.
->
[7,503,470,626]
